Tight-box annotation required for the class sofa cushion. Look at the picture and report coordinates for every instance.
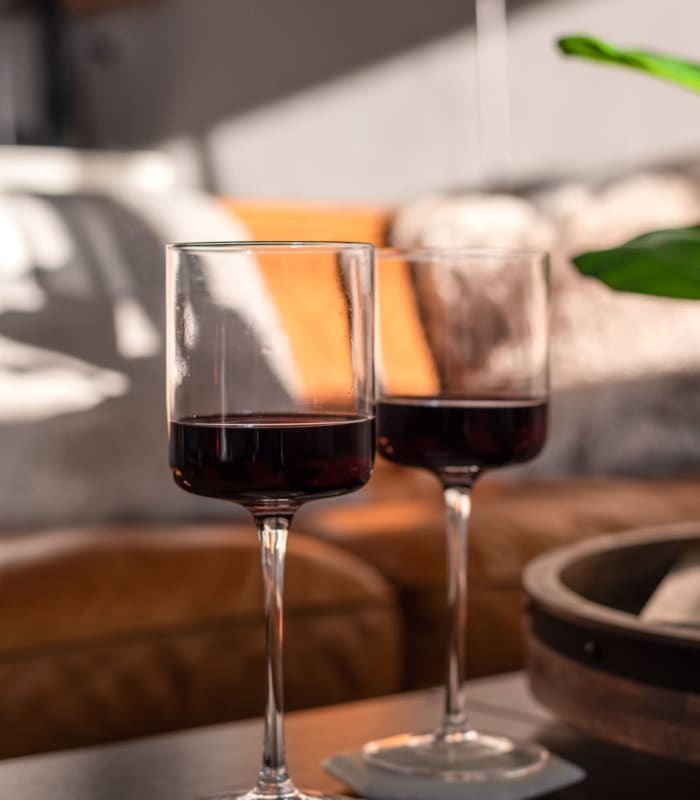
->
[0,185,263,530]
[302,474,700,683]
[0,524,402,758]
[304,474,700,589]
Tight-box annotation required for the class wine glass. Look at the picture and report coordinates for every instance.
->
[166,241,375,800]
[363,247,550,781]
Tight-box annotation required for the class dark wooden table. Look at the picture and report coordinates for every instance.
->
[0,673,697,798]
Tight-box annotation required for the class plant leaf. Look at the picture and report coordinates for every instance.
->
[573,226,700,300]
[558,35,700,94]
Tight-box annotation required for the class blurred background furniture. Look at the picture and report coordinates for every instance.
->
[0,190,699,759]
[0,523,401,758]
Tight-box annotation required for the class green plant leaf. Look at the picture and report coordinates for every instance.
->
[573,226,700,300]
[558,35,700,94]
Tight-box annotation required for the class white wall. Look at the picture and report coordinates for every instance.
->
[204,0,700,202]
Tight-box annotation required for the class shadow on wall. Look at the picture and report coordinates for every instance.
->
[30,0,553,148]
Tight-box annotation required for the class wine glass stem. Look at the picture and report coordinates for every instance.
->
[255,514,296,796]
[440,484,474,737]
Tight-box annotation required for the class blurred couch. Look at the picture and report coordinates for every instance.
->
[1,158,700,758]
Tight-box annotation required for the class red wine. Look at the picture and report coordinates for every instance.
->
[170,413,374,508]
[377,397,547,472]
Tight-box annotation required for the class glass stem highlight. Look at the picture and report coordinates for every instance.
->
[255,514,295,796]
[440,484,474,737]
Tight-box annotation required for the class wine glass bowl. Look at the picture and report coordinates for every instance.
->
[166,242,374,800]
[364,247,550,781]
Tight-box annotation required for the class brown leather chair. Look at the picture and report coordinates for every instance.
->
[0,524,402,758]
[301,462,700,687]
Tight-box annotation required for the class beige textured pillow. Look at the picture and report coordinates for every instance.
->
[391,171,700,477]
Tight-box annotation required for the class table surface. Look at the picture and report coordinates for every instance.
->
[0,672,697,798]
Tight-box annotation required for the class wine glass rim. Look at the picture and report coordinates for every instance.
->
[166,240,375,254]
[377,246,547,260]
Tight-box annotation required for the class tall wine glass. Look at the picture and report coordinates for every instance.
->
[363,247,549,781]
[166,242,374,800]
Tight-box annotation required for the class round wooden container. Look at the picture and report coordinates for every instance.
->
[524,522,700,764]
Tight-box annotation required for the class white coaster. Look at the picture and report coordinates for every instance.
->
[323,749,585,800]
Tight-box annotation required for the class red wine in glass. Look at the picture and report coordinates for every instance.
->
[170,413,374,507]
[377,397,547,473]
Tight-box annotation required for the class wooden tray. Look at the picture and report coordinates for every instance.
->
[523,522,700,764]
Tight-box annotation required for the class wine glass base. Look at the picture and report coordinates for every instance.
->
[362,730,549,782]
[206,789,355,800]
